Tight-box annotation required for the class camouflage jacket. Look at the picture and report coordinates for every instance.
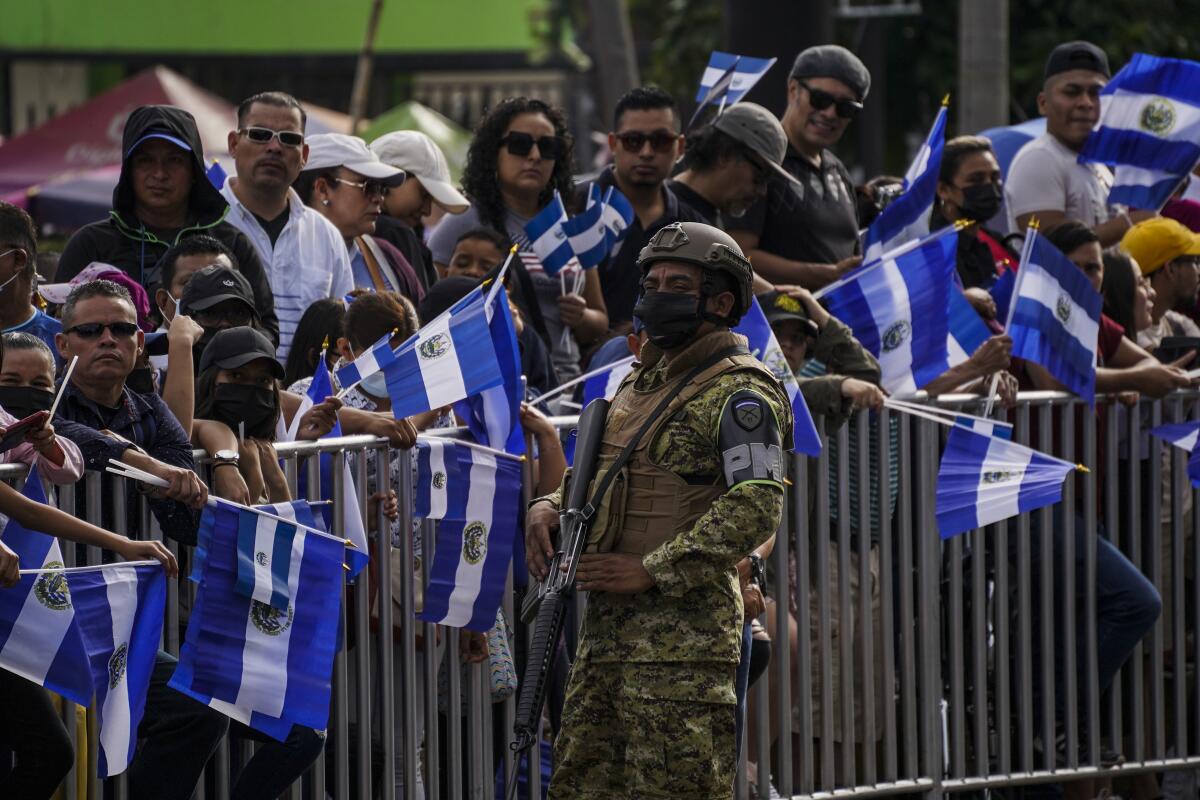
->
[797,314,881,430]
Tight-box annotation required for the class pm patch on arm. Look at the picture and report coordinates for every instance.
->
[717,389,784,489]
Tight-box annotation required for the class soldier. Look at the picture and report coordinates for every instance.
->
[526,221,793,799]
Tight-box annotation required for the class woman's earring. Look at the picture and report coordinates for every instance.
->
[322,199,331,207]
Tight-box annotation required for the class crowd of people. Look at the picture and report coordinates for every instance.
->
[0,32,1198,800]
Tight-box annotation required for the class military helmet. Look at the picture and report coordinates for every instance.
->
[637,222,754,318]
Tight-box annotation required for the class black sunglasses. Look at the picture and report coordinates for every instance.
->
[500,132,565,161]
[614,130,679,154]
[240,127,305,148]
[66,321,140,339]
[798,82,863,120]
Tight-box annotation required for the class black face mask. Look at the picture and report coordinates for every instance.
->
[0,385,53,421]
[127,367,156,395]
[958,182,1003,224]
[212,384,278,439]
[633,291,705,350]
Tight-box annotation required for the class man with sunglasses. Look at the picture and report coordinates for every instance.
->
[728,45,870,289]
[221,92,357,361]
[572,86,706,332]
[56,105,279,348]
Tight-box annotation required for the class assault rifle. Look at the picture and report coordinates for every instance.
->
[512,397,608,752]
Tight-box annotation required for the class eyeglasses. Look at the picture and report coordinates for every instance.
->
[798,82,863,120]
[499,132,566,161]
[331,176,390,198]
[239,127,305,148]
[614,130,679,154]
[65,321,140,339]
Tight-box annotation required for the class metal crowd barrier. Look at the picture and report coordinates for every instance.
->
[13,389,1200,799]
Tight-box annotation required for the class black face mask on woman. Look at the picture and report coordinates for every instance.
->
[957,182,1003,224]
[212,384,278,439]
[632,291,706,350]
[0,385,53,421]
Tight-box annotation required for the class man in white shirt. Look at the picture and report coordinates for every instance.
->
[1122,216,1200,351]
[1006,41,1155,247]
[219,91,354,360]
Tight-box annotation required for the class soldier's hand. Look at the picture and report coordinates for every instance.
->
[526,500,559,581]
[742,582,766,622]
[573,553,653,594]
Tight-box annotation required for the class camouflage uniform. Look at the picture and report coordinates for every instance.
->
[544,329,792,800]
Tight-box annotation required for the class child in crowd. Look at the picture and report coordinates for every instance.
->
[0,332,84,484]
[442,227,509,281]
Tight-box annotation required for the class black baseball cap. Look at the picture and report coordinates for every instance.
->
[181,264,257,316]
[198,326,283,376]
[1044,41,1110,81]
[758,290,819,339]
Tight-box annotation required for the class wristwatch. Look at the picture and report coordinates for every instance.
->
[748,553,768,593]
[212,449,240,469]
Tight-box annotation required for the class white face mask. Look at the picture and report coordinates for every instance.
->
[0,249,23,293]
[359,369,388,398]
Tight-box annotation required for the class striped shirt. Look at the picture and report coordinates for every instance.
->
[220,180,355,362]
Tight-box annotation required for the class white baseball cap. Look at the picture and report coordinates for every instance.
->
[304,134,406,185]
[370,131,469,213]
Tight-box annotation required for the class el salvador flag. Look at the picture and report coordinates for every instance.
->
[415,439,466,520]
[695,51,777,106]
[822,230,959,395]
[286,357,370,578]
[601,187,635,253]
[582,355,636,406]
[989,267,1017,326]
[947,286,994,366]
[418,448,523,631]
[561,185,609,268]
[1007,234,1102,404]
[1149,421,1200,486]
[206,160,228,190]
[68,562,166,776]
[235,509,299,612]
[863,104,948,262]
[936,423,1076,539]
[0,467,92,705]
[1078,53,1200,210]
[734,297,822,455]
[453,287,526,455]
[524,191,575,276]
[170,508,345,739]
[384,290,504,419]
[333,328,398,390]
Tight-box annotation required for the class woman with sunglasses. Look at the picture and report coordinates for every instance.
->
[294,134,425,306]
[428,97,608,386]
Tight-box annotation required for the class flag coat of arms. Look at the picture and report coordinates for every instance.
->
[936,424,1077,539]
[1078,52,1200,210]
[822,231,959,395]
[418,448,523,631]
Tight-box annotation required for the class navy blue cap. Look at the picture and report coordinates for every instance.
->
[126,132,192,158]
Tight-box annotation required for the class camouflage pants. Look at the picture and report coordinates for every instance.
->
[548,656,737,800]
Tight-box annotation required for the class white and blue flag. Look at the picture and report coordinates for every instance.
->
[333,328,398,391]
[235,508,301,612]
[415,439,466,520]
[418,448,523,631]
[695,51,777,108]
[384,290,504,419]
[170,508,345,739]
[1078,53,1200,210]
[0,468,92,705]
[561,185,609,268]
[69,562,166,776]
[936,423,1076,539]
[600,186,635,252]
[524,191,575,275]
[453,287,526,455]
[733,296,822,455]
[1007,233,1102,404]
[582,355,636,406]
[821,230,959,395]
[947,286,994,366]
[1149,421,1200,486]
[863,103,948,262]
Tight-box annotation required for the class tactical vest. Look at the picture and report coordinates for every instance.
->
[585,330,779,556]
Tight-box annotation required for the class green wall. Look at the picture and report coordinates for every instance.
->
[1,0,552,54]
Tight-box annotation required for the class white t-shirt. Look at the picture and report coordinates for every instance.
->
[1005,132,1114,230]
[1136,309,1200,352]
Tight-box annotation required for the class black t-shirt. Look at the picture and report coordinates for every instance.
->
[251,206,290,247]
[727,144,860,265]
[572,167,706,327]
[666,179,720,228]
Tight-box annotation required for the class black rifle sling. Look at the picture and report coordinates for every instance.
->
[577,344,746,525]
